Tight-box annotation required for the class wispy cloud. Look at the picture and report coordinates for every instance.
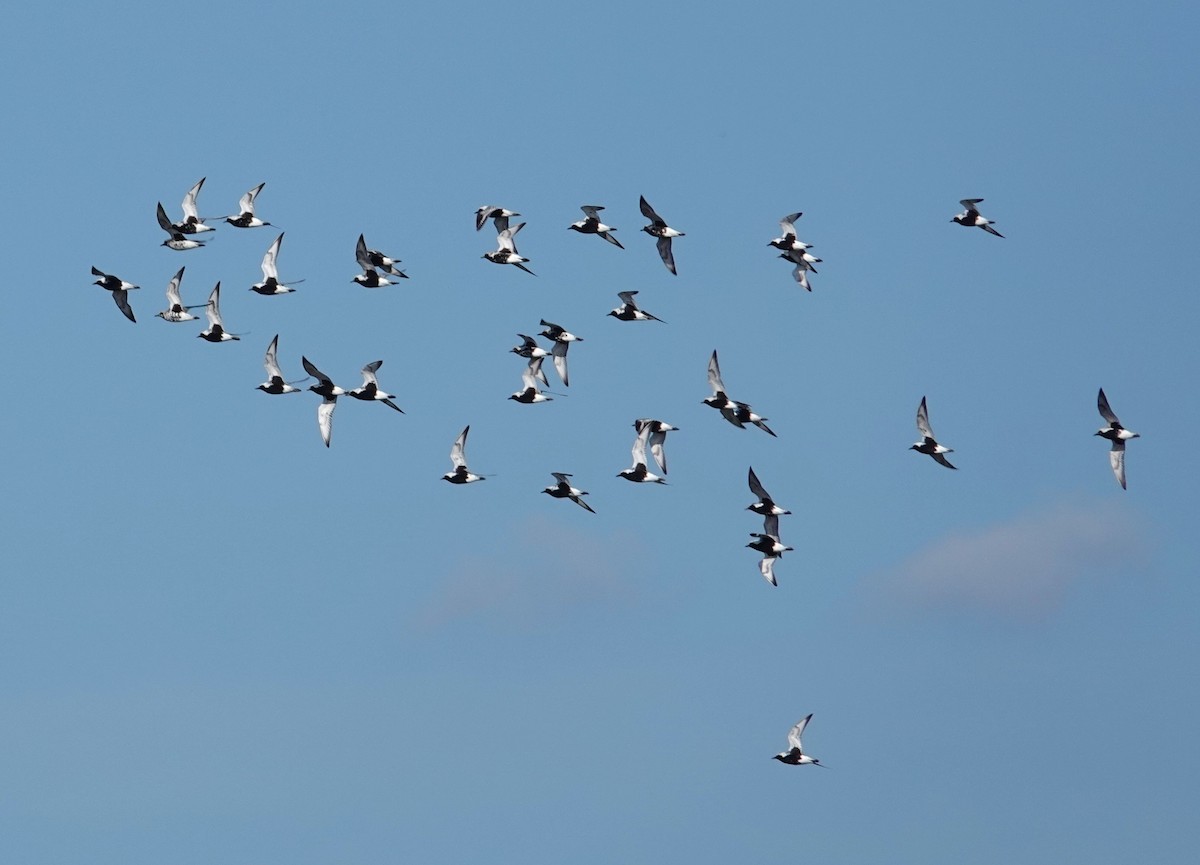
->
[415,514,642,632]
[868,500,1148,619]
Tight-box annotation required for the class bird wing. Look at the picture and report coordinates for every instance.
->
[165,267,186,307]
[550,471,572,484]
[261,233,283,280]
[617,290,638,306]
[787,714,812,752]
[156,202,175,234]
[916,396,934,439]
[708,350,726,396]
[639,195,663,224]
[239,182,265,215]
[497,225,518,253]
[450,425,469,468]
[1097,388,1121,426]
[763,513,780,539]
[317,397,336,447]
[779,212,802,236]
[112,289,136,323]
[759,556,778,586]
[960,198,984,209]
[355,234,373,271]
[748,466,771,501]
[631,424,651,466]
[522,356,545,392]
[931,451,958,470]
[206,282,223,327]
[580,205,604,219]
[648,429,668,474]
[301,356,332,387]
[656,235,677,275]
[1110,439,1127,489]
[181,177,205,220]
[551,340,570,387]
[360,359,382,387]
[264,334,284,379]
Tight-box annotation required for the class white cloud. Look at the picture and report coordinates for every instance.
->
[869,500,1148,619]
[415,514,641,631]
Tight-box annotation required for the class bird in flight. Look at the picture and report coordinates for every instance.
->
[951,198,1003,237]
[1095,388,1139,489]
[772,714,824,766]
[910,396,956,469]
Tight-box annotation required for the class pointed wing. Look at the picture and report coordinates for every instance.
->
[580,205,604,219]
[360,359,382,387]
[264,334,284,379]
[450,425,469,468]
[239,182,265,215]
[763,512,780,539]
[639,195,663,224]
[1097,388,1121,426]
[156,202,174,234]
[112,289,136,323]
[1110,440,1127,489]
[617,290,638,306]
[647,429,667,474]
[355,234,373,271]
[550,471,572,484]
[916,396,934,439]
[206,282,223,327]
[261,233,283,280]
[496,226,517,253]
[748,466,771,501]
[759,556,778,586]
[787,714,813,752]
[475,206,494,231]
[301,356,331,387]
[708,350,726,396]
[779,212,802,236]
[631,424,651,466]
[960,198,984,209]
[551,340,570,387]
[181,177,205,220]
[656,235,677,275]
[165,267,185,307]
[522,356,545,392]
[317,397,336,447]
[931,451,958,470]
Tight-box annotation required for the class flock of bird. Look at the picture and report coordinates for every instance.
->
[88,182,1139,766]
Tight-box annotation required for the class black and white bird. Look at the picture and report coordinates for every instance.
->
[475,205,520,233]
[172,177,215,234]
[250,233,303,295]
[910,396,956,469]
[748,513,793,557]
[778,249,816,292]
[758,555,781,587]
[197,282,240,342]
[539,319,582,388]
[951,198,1003,237]
[483,222,535,275]
[768,212,820,262]
[772,714,824,766]
[355,233,407,278]
[443,425,486,483]
[633,419,677,475]
[541,472,596,513]
[256,335,304,394]
[156,202,206,250]
[747,466,791,517]
[510,334,551,385]
[346,360,405,413]
[618,423,667,484]
[224,182,271,228]
[702,350,777,436]
[352,268,404,288]
[154,267,205,322]
[301,357,345,447]
[608,290,665,323]
[1095,388,1139,489]
[638,196,684,275]
[509,356,553,404]
[568,205,624,249]
[90,266,139,323]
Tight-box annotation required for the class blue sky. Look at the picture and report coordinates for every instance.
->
[2,1,1198,862]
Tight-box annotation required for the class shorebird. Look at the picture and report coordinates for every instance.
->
[90,266,138,323]
[509,356,553,403]
[768,212,820,262]
[156,202,206,250]
[608,290,665,323]
[197,282,240,342]
[773,714,824,766]
[748,513,793,556]
[618,423,667,484]
[154,267,205,322]
[568,205,624,249]
[747,466,791,517]
[1095,388,1139,489]
[224,182,271,228]
[256,335,304,394]
[301,357,345,447]
[951,198,1003,237]
[475,205,520,233]
[483,222,535,275]
[778,249,816,291]
[346,360,405,412]
[443,425,486,483]
[633,419,677,475]
[173,177,215,234]
[355,234,407,278]
[541,472,596,513]
[249,233,303,295]
[539,319,582,387]
[703,351,777,436]
[510,334,551,385]
[910,396,956,469]
[638,196,684,274]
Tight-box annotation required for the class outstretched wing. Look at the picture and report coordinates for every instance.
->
[787,713,813,752]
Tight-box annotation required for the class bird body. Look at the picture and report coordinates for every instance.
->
[1095,388,1138,489]
[154,266,204,322]
[951,198,1003,237]
[483,222,535,274]
[443,425,486,483]
[773,714,823,766]
[90,266,139,323]
[568,205,624,248]
[225,182,271,228]
[542,472,596,513]
[256,334,303,394]
[197,282,239,342]
[910,396,956,469]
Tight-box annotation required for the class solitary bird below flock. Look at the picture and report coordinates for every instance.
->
[951,198,1003,237]
[910,396,956,469]
[773,714,824,766]
[1095,388,1138,489]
